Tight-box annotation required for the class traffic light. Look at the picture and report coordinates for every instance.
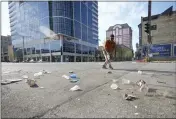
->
[144,22,150,34]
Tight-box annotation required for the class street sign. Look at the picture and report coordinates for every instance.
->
[151,25,157,30]
[150,44,171,57]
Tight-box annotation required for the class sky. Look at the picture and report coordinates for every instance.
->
[1,1,176,51]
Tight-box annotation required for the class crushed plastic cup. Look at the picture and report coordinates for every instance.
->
[138,70,142,75]
[122,78,131,84]
[70,85,81,91]
[22,75,28,79]
[34,72,43,77]
[110,83,119,90]
[26,79,36,87]
[62,75,70,80]
[70,74,77,78]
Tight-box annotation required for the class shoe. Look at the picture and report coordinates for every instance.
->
[102,65,107,69]
[109,65,114,70]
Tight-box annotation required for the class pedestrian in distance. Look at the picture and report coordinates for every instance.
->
[102,34,116,69]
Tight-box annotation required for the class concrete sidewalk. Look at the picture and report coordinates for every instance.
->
[1,62,176,118]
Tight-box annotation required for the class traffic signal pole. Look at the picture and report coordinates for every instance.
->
[147,0,152,57]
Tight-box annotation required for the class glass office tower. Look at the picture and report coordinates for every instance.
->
[8,1,98,62]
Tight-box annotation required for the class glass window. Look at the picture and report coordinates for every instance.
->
[81,3,87,25]
[76,43,81,54]
[82,25,87,41]
[50,40,61,52]
[63,40,74,53]
[74,21,81,39]
[74,1,80,22]
[82,45,88,54]
[88,9,92,28]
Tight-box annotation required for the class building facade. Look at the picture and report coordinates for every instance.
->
[1,35,12,62]
[8,1,98,62]
[139,6,176,58]
[106,23,132,49]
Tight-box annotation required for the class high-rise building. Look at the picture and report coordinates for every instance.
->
[106,23,132,49]
[138,6,176,58]
[8,1,98,62]
[1,35,12,62]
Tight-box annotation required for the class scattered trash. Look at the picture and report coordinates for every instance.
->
[1,79,23,85]
[40,87,44,89]
[157,81,166,84]
[122,78,131,84]
[136,80,147,92]
[134,105,138,108]
[70,78,79,83]
[22,75,28,79]
[41,70,51,74]
[70,74,77,78]
[132,62,136,63]
[110,83,119,90]
[70,85,82,91]
[136,80,146,87]
[108,71,112,74]
[134,113,139,115]
[138,70,142,75]
[34,71,43,77]
[123,94,137,101]
[26,79,37,87]
[62,75,70,80]
[112,79,118,83]
[69,71,74,73]
[77,98,80,100]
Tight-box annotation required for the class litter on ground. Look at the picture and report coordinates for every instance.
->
[136,80,148,92]
[41,70,51,74]
[62,75,70,80]
[138,70,143,75]
[110,83,119,90]
[22,75,28,79]
[123,94,137,101]
[69,71,74,73]
[1,79,23,85]
[70,85,81,91]
[112,79,118,83]
[157,81,166,84]
[122,78,131,84]
[108,71,112,74]
[134,113,139,115]
[34,72,43,77]
[26,79,37,87]
[70,74,77,78]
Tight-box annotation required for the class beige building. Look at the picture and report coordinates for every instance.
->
[139,6,176,46]
[106,23,133,49]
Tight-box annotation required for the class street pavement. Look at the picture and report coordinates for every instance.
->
[1,62,176,118]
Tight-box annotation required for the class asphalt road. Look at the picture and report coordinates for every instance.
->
[1,62,176,118]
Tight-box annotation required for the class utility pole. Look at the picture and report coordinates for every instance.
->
[147,0,152,57]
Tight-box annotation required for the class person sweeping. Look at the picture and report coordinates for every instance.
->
[102,34,116,69]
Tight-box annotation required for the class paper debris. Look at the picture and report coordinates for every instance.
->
[134,113,139,115]
[34,72,43,77]
[70,85,81,91]
[22,75,28,79]
[62,75,70,80]
[138,70,142,75]
[134,105,137,108]
[108,71,112,74]
[112,79,118,83]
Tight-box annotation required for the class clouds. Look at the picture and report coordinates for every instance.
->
[98,2,148,51]
[1,2,11,36]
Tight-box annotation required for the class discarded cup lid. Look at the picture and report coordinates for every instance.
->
[110,83,118,90]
